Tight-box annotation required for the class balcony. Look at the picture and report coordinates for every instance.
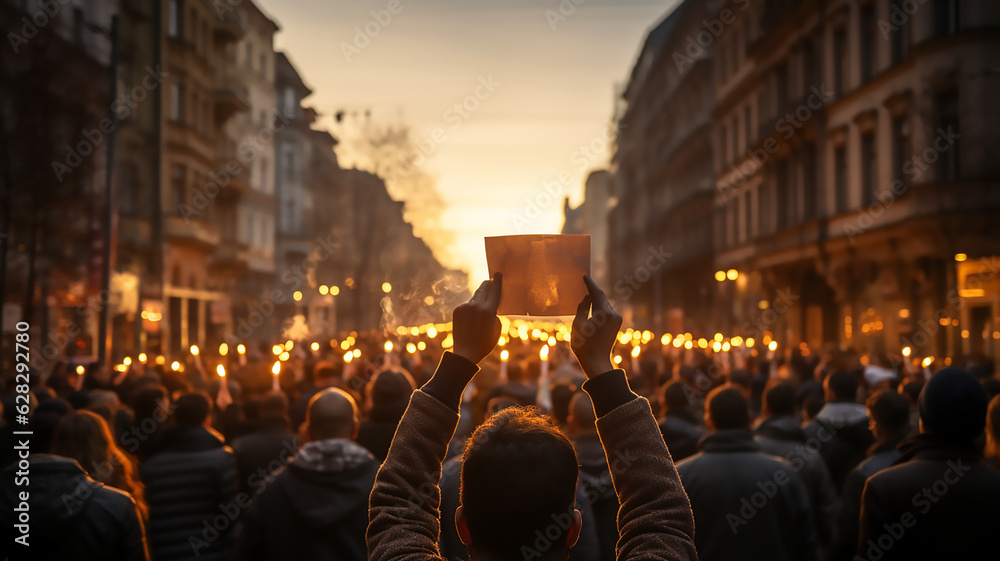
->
[215,145,251,193]
[164,215,220,251]
[214,8,248,43]
[214,67,250,123]
[211,240,250,273]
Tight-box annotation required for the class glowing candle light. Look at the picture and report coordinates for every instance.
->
[272,344,282,356]
[630,345,640,372]
[902,346,911,357]
[500,349,509,381]
[417,341,426,351]
[768,341,778,352]
[76,365,85,375]
[384,341,394,352]
[406,342,417,354]
[279,351,290,362]
[344,351,353,363]
[285,340,294,351]
[427,326,438,339]
[547,336,556,346]
[352,349,361,358]
[661,333,672,346]
[237,344,247,366]
[219,343,228,356]
[613,355,623,365]
[311,342,320,352]
[170,361,180,371]
[138,353,147,363]
[217,364,226,377]
[540,345,550,379]
[271,361,281,392]
[123,356,132,366]
[191,345,203,370]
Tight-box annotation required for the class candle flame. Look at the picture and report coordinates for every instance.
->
[138,352,147,363]
[540,345,549,360]
[217,365,226,377]
[123,356,132,366]
[631,346,641,358]
[190,345,199,356]
[500,349,509,361]
[311,342,320,352]
[768,341,778,351]
[272,361,281,375]
[384,341,394,352]
[237,344,246,355]
[344,352,353,363]
[219,343,229,355]
[170,361,180,371]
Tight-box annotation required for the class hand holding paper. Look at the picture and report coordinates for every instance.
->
[485,234,590,316]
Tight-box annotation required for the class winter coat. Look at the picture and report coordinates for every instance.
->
[803,401,874,492]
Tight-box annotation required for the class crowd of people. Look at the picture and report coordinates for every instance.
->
[2,274,1000,561]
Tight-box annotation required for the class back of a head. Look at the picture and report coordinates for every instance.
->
[314,360,342,384]
[706,386,750,430]
[132,385,168,422]
[919,367,988,442]
[51,410,114,471]
[825,371,858,402]
[174,393,211,426]
[306,387,358,441]
[764,383,797,418]
[367,369,416,415]
[729,369,752,391]
[568,392,596,433]
[461,406,579,560]
[550,382,577,426]
[866,390,910,434]
[662,381,691,413]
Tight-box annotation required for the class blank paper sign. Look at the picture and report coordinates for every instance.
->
[485,234,591,316]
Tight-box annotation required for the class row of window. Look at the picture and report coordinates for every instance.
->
[717,0,961,168]
[717,91,960,248]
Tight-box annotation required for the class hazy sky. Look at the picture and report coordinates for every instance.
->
[256,0,680,282]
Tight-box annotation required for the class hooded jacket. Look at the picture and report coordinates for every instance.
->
[238,438,379,561]
[803,401,874,492]
[755,416,837,545]
[0,455,149,561]
[676,429,817,561]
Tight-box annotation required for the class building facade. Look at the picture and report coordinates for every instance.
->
[604,0,1000,361]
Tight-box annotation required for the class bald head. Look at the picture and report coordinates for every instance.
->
[568,392,596,434]
[305,388,359,442]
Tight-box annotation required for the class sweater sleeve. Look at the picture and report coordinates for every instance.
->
[586,371,698,561]
[367,390,459,561]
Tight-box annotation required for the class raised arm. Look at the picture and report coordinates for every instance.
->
[571,276,698,561]
[367,276,502,561]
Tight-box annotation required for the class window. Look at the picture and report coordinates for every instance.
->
[732,114,739,157]
[803,142,818,219]
[860,4,876,82]
[834,145,848,213]
[935,91,960,181]
[283,88,297,118]
[934,0,959,37]
[742,190,752,240]
[861,133,877,206]
[744,105,752,148]
[245,42,253,69]
[775,159,789,230]
[833,28,848,97]
[891,115,911,188]
[171,165,187,208]
[890,0,910,64]
[169,82,183,122]
[168,0,181,38]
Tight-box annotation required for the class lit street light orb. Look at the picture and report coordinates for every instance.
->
[293,290,303,301]
[382,282,392,293]
[954,253,968,262]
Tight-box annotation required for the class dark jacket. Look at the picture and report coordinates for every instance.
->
[367,354,698,561]
[676,429,817,561]
[140,424,239,561]
[858,434,1000,560]
[0,455,149,561]
[658,413,707,462]
[231,425,297,493]
[238,438,378,561]
[829,438,903,561]
[754,416,837,546]
[803,401,874,492]
[575,432,620,561]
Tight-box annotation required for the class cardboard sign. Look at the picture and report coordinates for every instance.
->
[485,234,590,316]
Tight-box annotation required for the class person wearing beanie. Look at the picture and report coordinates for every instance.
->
[857,368,1000,560]
[356,369,416,462]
